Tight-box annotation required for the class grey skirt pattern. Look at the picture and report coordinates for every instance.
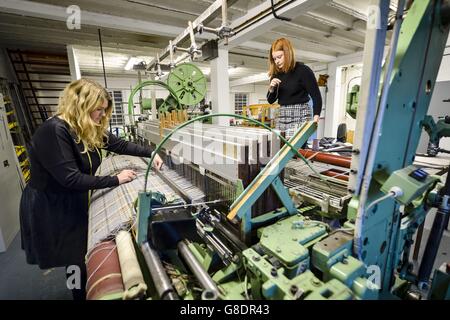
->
[275,102,312,139]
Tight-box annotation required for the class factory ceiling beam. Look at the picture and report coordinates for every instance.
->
[0,0,343,67]
[192,0,247,15]
[0,34,163,66]
[224,0,331,49]
[147,0,239,69]
[328,0,370,21]
[0,22,164,49]
[229,72,269,87]
[266,30,355,55]
[0,41,159,61]
[304,11,366,36]
[0,0,186,37]
[71,45,162,59]
[281,21,366,48]
[329,0,400,22]
[229,60,327,87]
[241,41,336,63]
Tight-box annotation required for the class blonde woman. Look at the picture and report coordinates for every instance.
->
[267,38,322,138]
[19,78,163,300]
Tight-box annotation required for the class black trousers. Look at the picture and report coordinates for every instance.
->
[65,263,87,300]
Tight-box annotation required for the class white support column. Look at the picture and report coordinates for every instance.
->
[437,34,450,82]
[324,63,342,138]
[150,72,157,120]
[210,48,231,126]
[323,47,391,138]
[323,51,364,137]
[66,45,81,80]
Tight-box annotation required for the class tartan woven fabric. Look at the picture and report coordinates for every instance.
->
[87,155,196,251]
[275,103,312,139]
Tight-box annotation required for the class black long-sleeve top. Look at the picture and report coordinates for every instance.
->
[21,116,154,268]
[267,62,322,116]
[28,116,152,192]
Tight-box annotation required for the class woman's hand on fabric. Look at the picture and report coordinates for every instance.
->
[152,153,163,170]
[313,115,320,123]
[269,78,281,92]
[117,169,137,184]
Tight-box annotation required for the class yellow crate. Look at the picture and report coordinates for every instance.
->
[346,130,354,144]
[241,104,279,128]
[15,145,26,157]
[20,158,29,168]
[8,121,18,130]
[23,169,31,181]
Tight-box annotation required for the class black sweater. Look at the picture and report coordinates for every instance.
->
[20,116,153,268]
[28,116,152,192]
[267,62,322,116]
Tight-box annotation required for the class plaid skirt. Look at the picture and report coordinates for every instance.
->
[275,103,312,139]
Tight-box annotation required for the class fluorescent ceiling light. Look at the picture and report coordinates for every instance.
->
[228,66,240,75]
[124,57,139,70]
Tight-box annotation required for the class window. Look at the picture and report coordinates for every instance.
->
[234,93,248,115]
[109,90,124,126]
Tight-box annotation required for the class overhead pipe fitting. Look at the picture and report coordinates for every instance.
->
[172,21,202,60]
[197,23,234,39]
[197,0,234,42]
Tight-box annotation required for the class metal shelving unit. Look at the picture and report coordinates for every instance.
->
[0,79,30,183]
[0,93,24,252]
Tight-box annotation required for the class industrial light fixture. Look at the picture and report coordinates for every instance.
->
[124,57,139,71]
[228,65,239,75]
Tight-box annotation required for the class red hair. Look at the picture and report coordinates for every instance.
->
[268,38,296,77]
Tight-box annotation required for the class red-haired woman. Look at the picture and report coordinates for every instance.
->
[267,38,322,138]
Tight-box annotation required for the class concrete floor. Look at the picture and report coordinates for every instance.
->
[0,232,71,300]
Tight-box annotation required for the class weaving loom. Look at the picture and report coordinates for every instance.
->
[84,121,352,300]
[85,122,284,299]
[137,119,283,215]
[86,155,206,299]
[87,155,205,252]
[85,0,450,300]
[285,150,352,218]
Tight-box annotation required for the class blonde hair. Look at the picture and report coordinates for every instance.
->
[268,38,296,77]
[56,78,112,153]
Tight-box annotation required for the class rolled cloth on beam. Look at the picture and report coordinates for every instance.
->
[86,240,124,300]
[116,230,148,299]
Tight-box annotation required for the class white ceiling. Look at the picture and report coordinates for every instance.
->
[0,0,398,83]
